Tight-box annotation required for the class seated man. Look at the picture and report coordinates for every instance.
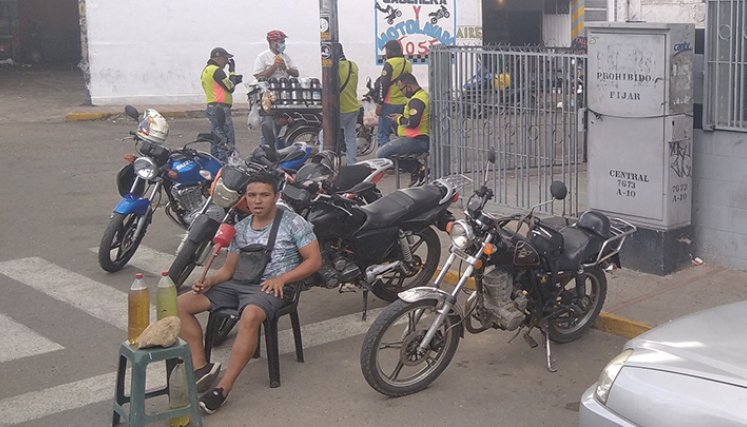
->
[375,72,430,186]
[177,171,321,414]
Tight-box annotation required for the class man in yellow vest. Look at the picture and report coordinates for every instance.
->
[338,44,360,164]
[375,40,412,147]
[201,47,243,162]
[376,72,429,186]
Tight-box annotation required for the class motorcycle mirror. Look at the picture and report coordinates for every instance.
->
[124,105,139,120]
[215,106,226,128]
[482,146,496,186]
[487,147,496,164]
[550,181,568,200]
[366,77,373,89]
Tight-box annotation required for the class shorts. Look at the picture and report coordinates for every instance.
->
[204,279,296,319]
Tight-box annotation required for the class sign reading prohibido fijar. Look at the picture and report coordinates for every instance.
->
[374,0,456,65]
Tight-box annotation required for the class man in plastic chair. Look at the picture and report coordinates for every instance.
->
[177,171,321,414]
[375,72,429,186]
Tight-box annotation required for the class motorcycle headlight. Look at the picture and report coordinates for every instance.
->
[594,349,633,404]
[212,178,241,208]
[133,157,158,180]
[449,219,474,250]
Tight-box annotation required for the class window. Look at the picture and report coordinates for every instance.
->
[704,0,747,131]
[585,0,609,22]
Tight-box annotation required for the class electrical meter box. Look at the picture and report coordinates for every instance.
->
[586,23,694,231]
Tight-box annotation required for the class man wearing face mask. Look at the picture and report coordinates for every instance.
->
[375,72,429,187]
[254,30,299,148]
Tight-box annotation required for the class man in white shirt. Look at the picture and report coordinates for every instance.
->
[253,30,299,148]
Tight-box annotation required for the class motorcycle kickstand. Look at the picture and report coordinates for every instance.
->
[540,322,558,373]
[361,289,369,321]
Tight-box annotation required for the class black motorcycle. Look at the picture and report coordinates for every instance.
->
[360,148,636,397]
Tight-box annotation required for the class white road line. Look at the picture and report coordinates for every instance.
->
[0,308,384,426]
[0,257,129,331]
[0,313,64,363]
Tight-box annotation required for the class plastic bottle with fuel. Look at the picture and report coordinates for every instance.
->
[168,359,190,427]
[156,271,178,320]
[127,273,150,344]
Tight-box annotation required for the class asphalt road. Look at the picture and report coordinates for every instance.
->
[0,111,626,427]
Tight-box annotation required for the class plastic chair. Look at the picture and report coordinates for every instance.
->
[203,287,304,388]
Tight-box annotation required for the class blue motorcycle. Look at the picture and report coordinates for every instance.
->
[98,106,223,272]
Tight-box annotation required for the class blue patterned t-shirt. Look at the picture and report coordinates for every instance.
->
[228,208,316,282]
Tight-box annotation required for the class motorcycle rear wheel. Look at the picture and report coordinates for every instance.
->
[548,266,607,343]
[286,125,320,148]
[169,239,210,290]
[371,227,440,302]
[98,212,148,272]
[360,299,461,397]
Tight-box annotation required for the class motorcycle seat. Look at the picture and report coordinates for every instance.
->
[557,226,605,271]
[359,184,443,230]
[335,164,371,192]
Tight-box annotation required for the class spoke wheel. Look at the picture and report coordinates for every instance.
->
[360,299,461,397]
[98,212,148,272]
[356,124,377,156]
[548,267,607,343]
[371,227,440,302]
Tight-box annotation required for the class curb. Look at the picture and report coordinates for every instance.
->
[64,108,250,122]
[436,268,652,339]
[64,111,114,122]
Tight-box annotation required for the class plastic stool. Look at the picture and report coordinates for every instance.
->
[204,287,304,388]
[112,338,203,426]
[391,152,429,189]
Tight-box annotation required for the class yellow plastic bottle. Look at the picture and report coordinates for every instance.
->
[127,273,150,344]
[156,271,178,320]
[168,359,190,427]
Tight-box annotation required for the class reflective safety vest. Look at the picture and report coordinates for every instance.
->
[383,57,412,105]
[201,63,233,105]
[398,89,429,138]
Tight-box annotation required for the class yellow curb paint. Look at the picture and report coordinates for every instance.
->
[594,311,652,339]
[434,268,476,289]
[64,112,113,122]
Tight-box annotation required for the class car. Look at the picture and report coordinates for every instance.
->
[580,300,747,427]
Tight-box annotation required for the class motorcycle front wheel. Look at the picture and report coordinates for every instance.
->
[371,227,440,302]
[286,125,320,148]
[360,299,461,397]
[169,239,210,290]
[98,212,149,272]
[548,266,607,343]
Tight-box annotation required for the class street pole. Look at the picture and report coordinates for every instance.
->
[319,0,340,152]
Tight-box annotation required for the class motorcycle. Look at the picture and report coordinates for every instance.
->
[282,173,468,315]
[429,5,451,24]
[360,148,637,397]
[168,124,389,289]
[98,106,223,272]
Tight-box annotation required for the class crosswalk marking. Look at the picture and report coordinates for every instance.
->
[0,257,129,331]
[0,313,64,363]
[91,245,177,278]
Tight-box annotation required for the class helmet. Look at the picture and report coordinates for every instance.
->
[136,109,169,144]
[577,210,611,237]
[266,30,287,41]
[312,150,342,173]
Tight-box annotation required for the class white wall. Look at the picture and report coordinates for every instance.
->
[614,0,705,27]
[85,0,481,105]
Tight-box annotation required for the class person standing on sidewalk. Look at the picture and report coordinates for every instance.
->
[376,72,429,186]
[253,30,299,148]
[177,171,322,415]
[201,47,243,162]
[375,40,412,147]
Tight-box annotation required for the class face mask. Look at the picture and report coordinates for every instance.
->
[402,87,413,98]
[276,42,286,53]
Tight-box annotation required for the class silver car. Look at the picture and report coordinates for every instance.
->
[580,300,747,426]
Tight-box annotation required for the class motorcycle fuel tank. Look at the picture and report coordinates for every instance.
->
[169,153,222,185]
[307,202,366,240]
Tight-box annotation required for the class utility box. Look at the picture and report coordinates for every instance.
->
[586,23,694,274]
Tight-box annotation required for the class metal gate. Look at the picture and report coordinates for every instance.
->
[429,45,586,216]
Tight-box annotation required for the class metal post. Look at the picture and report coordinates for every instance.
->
[319,0,341,152]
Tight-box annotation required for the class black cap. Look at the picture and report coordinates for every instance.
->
[210,47,233,59]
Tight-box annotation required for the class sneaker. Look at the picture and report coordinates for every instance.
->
[408,164,426,187]
[194,362,221,393]
[199,387,227,414]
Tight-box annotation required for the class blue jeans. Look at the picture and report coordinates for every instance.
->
[206,104,235,162]
[377,103,404,146]
[259,115,284,150]
[376,136,429,173]
[317,111,360,164]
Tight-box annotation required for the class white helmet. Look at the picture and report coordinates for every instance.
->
[136,109,169,144]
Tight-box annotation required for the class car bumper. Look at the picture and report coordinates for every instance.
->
[579,384,636,427]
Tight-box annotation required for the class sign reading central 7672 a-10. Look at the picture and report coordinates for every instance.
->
[374,0,456,65]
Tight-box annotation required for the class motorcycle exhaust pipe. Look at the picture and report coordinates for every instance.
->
[365,261,402,284]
